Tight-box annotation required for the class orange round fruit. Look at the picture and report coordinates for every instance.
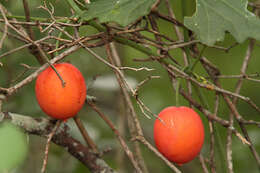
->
[154,106,204,165]
[35,63,86,120]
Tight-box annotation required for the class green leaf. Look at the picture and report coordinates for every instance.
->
[0,122,28,172]
[81,0,156,26]
[184,0,260,46]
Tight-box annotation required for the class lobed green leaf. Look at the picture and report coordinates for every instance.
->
[184,0,260,45]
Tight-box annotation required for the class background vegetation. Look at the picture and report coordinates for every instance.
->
[0,0,260,173]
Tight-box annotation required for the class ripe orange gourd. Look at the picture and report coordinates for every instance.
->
[154,106,204,165]
[35,63,86,120]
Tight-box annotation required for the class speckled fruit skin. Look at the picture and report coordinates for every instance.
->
[35,63,86,120]
[154,106,204,165]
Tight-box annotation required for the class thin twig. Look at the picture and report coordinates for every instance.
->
[209,94,219,173]
[0,7,66,87]
[135,135,181,173]
[104,42,149,173]
[0,36,50,59]
[134,76,160,95]
[1,45,80,96]
[22,0,35,40]
[41,120,62,173]
[226,39,255,173]
[118,66,154,71]
[164,0,192,105]
[167,63,250,102]
[199,154,210,173]
[0,5,8,49]
[73,116,98,153]
[87,101,142,173]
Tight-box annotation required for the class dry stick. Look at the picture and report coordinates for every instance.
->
[52,22,152,98]
[22,0,35,41]
[195,47,260,169]
[41,120,62,173]
[0,27,27,43]
[222,88,260,168]
[10,64,34,85]
[231,39,255,113]
[208,73,260,79]
[227,39,256,173]
[226,39,255,173]
[53,21,154,124]
[22,0,45,64]
[135,135,181,173]
[0,94,5,112]
[168,40,199,50]
[133,76,161,119]
[209,94,219,173]
[0,19,82,27]
[73,116,98,153]
[87,101,142,173]
[198,56,260,114]
[0,5,8,49]
[18,12,172,172]
[110,42,138,171]
[0,35,71,59]
[71,23,99,153]
[167,63,250,101]
[166,68,249,145]
[115,92,127,171]
[53,23,163,120]
[47,33,105,55]
[205,42,239,53]
[240,119,260,126]
[0,36,50,59]
[108,43,180,173]
[0,45,80,96]
[226,107,235,173]
[164,0,193,103]
[133,76,160,96]
[168,60,260,115]
[199,154,210,173]
[0,6,66,87]
[105,42,148,173]
[226,111,234,173]
[151,10,186,28]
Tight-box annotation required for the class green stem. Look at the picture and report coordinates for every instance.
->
[55,20,72,57]
[190,45,207,71]
[7,15,69,23]
[87,20,159,57]
[66,0,84,15]
[175,78,180,107]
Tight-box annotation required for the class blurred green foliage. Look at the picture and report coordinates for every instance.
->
[0,122,28,172]
[0,0,260,173]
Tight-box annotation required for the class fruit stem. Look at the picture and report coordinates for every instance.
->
[73,116,98,153]
[50,64,66,87]
[35,46,66,87]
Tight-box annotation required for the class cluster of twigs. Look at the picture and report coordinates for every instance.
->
[0,0,260,173]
